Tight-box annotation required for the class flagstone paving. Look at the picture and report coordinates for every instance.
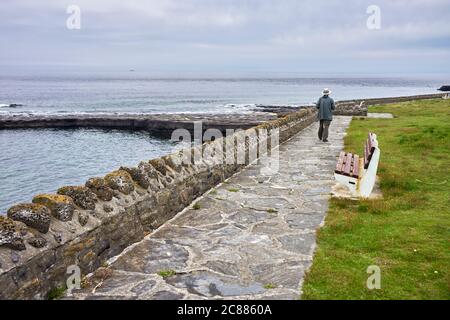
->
[69,116,352,300]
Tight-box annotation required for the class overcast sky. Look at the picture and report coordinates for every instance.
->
[1,0,449,75]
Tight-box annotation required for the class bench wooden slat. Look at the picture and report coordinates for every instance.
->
[364,142,370,169]
[343,153,353,176]
[335,151,346,173]
[369,132,378,150]
[364,133,378,169]
[336,152,360,178]
[364,144,369,169]
[367,134,374,153]
[352,154,360,178]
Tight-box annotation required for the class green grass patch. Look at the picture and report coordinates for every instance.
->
[157,270,177,279]
[193,203,201,210]
[264,283,277,289]
[302,99,450,300]
[228,188,240,193]
[46,286,67,300]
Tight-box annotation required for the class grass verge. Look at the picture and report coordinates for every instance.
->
[302,98,450,299]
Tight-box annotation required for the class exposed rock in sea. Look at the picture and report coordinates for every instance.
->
[32,194,75,222]
[57,186,97,210]
[0,216,26,251]
[7,203,51,234]
[438,85,450,92]
[0,103,23,108]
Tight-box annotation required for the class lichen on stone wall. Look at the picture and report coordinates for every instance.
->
[85,177,113,202]
[7,203,51,234]
[32,194,75,222]
[149,158,168,175]
[104,170,135,195]
[0,216,26,250]
[27,236,47,248]
[120,165,151,189]
[57,186,97,210]
[161,154,186,173]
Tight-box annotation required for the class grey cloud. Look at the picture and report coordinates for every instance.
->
[0,0,449,73]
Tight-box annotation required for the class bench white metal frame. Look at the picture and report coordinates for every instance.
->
[334,132,380,198]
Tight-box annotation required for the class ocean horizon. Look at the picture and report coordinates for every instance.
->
[1,72,447,115]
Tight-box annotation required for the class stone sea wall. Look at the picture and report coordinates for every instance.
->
[0,108,317,299]
[335,93,446,115]
[257,93,447,117]
[342,93,446,106]
[334,101,368,116]
[0,113,276,138]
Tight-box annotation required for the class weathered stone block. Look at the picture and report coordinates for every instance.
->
[7,204,51,234]
[149,158,168,175]
[162,154,187,174]
[0,216,26,251]
[27,236,47,249]
[137,161,159,179]
[104,170,135,195]
[32,194,75,222]
[120,166,150,189]
[103,204,113,213]
[135,196,155,215]
[77,211,89,226]
[85,177,114,201]
[57,186,97,210]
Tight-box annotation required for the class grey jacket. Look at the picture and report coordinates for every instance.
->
[316,96,335,121]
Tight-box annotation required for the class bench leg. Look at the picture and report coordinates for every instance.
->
[358,148,381,198]
[334,173,359,196]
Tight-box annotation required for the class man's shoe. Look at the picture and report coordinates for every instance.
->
[323,139,329,142]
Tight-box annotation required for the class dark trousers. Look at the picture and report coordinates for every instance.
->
[318,120,331,141]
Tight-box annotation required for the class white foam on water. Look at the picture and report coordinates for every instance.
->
[0,103,260,117]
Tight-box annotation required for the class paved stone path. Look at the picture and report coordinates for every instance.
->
[367,113,394,119]
[70,116,352,300]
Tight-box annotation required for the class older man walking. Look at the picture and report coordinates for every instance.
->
[316,88,335,142]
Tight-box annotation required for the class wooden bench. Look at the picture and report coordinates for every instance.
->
[334,132,380,197]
